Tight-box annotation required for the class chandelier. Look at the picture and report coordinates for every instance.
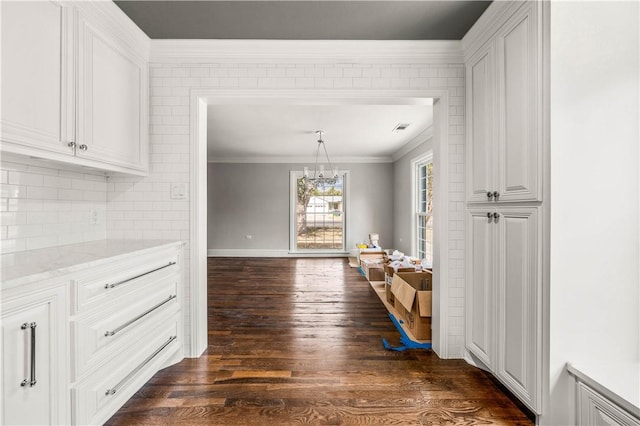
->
[303,130,339,183]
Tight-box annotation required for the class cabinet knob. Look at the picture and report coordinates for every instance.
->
[79,144,88,151]
[67,142,76,148]
[487,212,493,219]
[493,191,500,199]
[493,212,500,220]
[486,191,494,200]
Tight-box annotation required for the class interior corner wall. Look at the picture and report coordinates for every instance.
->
[392,139,433,256]
[207,162,394,254]
[545,2,640,425]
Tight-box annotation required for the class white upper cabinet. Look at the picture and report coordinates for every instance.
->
[466,42,496,203]
[466,2,542,203]
[1,1,74,156]
[76,11,148,173]
[496,6,541,202]
[0,1,149,176]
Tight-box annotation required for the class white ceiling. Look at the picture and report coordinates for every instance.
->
[207,103,433,162]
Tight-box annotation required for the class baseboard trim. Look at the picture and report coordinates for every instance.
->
[207,249,352,258]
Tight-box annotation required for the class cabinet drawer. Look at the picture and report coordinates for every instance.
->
[71,252,179,315]
[72,318,180,426]
[578,382,640,426]
[71,276,179,380]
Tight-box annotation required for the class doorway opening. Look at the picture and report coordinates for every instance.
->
[189,90,450,359]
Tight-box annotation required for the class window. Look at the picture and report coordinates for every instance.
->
[415,155,433,264]
[290,171,347,252]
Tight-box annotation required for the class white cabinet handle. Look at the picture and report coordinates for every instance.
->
[105,335,177,396]
[20,322,37,387]
[104,262,177,290]
[104,295,177,337]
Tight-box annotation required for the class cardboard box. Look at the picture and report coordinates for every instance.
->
[361,260,385,282]
[358,250,386,266]
[383,265,414,304]
[383,264,415,276]
[391,271,433,340]
[385,281,395,304]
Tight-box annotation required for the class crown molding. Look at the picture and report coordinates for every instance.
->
[151,40,463,64]
[391,126,433,162]
[207,155,393,164]
[72,0,150,61]
[461,0,527,60]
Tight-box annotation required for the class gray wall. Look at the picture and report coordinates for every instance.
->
[392,139,433,255]
[207,162,394,253]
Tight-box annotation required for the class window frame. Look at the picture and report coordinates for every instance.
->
[289,170,349,254]
[411,152,433,261]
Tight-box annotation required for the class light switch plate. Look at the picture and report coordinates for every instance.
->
[170,183,187,199]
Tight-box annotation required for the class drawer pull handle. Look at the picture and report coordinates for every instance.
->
[104,262,177,290]
[20,322,37,387]
[104,295,177,337]
[105,335,177,396]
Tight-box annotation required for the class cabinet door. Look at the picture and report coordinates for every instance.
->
[465,209,495,368]
[0,1,74,155]
[77,13,148,173]
[495,207,540,413]
[466,42,497,203]
[496,4,541,202]
[1,285,69,425]
[577,382,640,426]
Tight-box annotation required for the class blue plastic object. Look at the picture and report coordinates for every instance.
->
[382,313,432,351]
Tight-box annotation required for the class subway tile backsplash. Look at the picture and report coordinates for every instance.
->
[0,155,107,254]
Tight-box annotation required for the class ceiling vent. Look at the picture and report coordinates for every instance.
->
[393,123,411,132]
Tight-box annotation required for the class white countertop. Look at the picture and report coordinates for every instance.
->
[567,361,640,418]
[1,239,184,289]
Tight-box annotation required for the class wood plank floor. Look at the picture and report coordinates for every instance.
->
[106,257,533,425]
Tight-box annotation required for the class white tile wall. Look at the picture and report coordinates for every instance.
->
[107,59,466,357]
[0,156,107,254]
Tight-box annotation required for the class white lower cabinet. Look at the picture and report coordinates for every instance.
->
[1,241,184,425]
[1,281,69,426]
[466,207,541,413]
[578,383,640,426]
[70,244,184,425]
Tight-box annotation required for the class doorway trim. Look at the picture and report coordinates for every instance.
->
[189,89,450,358]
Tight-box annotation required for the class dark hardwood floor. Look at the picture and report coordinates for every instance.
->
[106,257,532,425]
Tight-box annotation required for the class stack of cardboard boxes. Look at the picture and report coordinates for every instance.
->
[358,250,434,342]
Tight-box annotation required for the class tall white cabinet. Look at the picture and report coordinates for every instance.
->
[0,1,149,176]
[464,0,544,415]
